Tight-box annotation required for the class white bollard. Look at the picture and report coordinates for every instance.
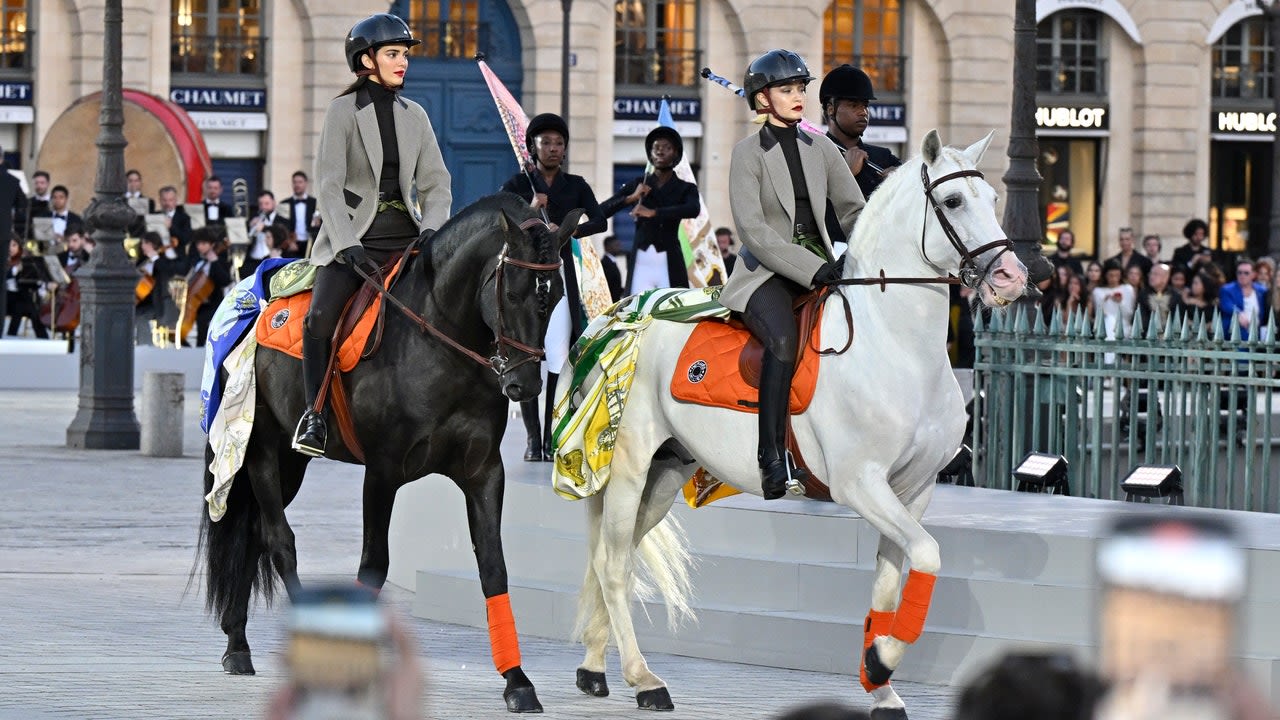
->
[141,371,185,457]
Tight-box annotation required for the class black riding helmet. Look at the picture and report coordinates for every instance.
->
[819,64,876,106]
[743,49,814,111]
[346,14,420,73]
[644,126,683,164]
[525,113,569,153]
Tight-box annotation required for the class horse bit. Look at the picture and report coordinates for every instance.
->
[352,216,561,376]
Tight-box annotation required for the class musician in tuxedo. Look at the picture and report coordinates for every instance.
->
[56,224,90,275]
[47,186,83,244]
[134,231,179,344]
[199,175,236,230]
[125,169,158,213]
[186,227,231,347]
[246,190,291,274]
[286,170,320,255]
[157,186,193,254]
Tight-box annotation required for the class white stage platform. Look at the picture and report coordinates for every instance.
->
[0,340,205,390]
[388,439,1280,702]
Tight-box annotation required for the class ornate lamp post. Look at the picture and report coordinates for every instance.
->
[1003,0,1053,285]
[65,0,140,449]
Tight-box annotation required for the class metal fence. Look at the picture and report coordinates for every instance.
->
[972,305,1280,512]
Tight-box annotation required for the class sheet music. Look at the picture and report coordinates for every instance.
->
[127,197,150,216]
[31,217,54,243]
[144,213,170,243]
[185,203,206,230]
[224,217,249,246]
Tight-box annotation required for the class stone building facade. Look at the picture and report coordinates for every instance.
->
[0,0,1270,260]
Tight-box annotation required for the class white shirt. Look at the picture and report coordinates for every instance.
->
[292,196,309,240]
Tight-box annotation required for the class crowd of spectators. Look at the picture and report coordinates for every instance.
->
[1041,219,1278,339]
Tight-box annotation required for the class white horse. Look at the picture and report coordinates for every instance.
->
[561,130,1029,718]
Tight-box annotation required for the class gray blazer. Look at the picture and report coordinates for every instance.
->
[719,125,864,313]
[309,86,452,266]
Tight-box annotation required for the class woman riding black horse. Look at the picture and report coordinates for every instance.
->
[293,13,452,457]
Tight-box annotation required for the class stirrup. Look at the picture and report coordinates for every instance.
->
[291,413,326,458]
[784,451,807,496]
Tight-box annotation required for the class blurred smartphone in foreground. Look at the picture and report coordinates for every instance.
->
[1096,512,1246,719]
[287,584,389,720]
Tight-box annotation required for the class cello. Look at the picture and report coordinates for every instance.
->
[176,238,228,344]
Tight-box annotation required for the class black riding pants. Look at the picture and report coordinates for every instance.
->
[303,247,396,342]
[741,274,805,363]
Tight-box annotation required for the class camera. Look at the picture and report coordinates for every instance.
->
[287,584,390,720]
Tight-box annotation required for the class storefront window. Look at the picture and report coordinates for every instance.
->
[823,0,905,96]
[615,0,700,87]
[409,0,486,60]
[171,0,264,76]
[1037,11,1106,95]
[1038,138,1100,257]
[1213,18,1272,100]
[0,0,29,71]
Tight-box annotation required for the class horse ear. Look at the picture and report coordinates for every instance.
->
[961,130,996,166]
[498,210,516,234]
[557,209,584,249]
[921,129,942,164]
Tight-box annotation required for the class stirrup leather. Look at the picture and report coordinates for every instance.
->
[291,412,327,457]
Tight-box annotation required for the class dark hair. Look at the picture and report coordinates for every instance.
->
[714,227,733,236]
[51,184,69,197]
[141,230,164,250]
[338,75,370,97]
[1102,259,1123,274]
[1183,218,1209,240]
[265,224,296,253]
[1195,269,1222,299]
[192,227,219,246]
[773,702,870,720]
[204,175,223,186]
[33,170,49,181]
[292,170,308,181]
[257,190,275,200]
[955,653,1104,720]
[126,169,141,179]
[158,185,177,196]
[65,222,85,237]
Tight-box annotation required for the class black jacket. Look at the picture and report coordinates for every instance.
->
[823,134,900,245]
[600,173,699,291]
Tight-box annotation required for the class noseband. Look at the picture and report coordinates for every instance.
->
[919,164,1013,290]
[351,216,562,376]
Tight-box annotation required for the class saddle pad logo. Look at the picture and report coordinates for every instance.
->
[687,360,708,383]
[270,309,290,329]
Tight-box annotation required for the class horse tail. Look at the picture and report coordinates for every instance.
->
[196,442,276,621]
[632,513,695,630]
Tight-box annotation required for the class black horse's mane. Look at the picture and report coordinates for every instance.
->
[424,192,554,266]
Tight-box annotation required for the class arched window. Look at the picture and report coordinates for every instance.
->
[408,0,485,60]
[1036,10,1106,95]
[615,0,700,88]
[1213,18,1272,100]
[0,0,28,71]
[822,0,904,96]
[171,0,264,76]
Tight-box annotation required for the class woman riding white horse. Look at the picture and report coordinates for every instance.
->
[563,129,1027,717]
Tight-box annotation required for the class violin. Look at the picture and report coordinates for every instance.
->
[135,272,155,305]
[177,240,228,342]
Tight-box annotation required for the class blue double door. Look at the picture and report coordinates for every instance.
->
[392,0,525,214]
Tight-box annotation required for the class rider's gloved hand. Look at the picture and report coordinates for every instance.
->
[811,255,845,286]
[418,227,436,244]
[336,245,374,274]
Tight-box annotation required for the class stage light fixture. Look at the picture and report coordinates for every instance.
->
[1012,452,1069,495]
[1120,464,1184,505]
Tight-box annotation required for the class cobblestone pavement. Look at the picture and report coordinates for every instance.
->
[0,390,956,719]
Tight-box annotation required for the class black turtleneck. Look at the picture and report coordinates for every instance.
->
[366,81,401,199]
[768,124,817,233]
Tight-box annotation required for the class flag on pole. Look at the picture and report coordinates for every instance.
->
[651,98,727,287]
[475,56,612,319]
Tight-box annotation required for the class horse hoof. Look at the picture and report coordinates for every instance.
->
[576,668,609,697]
[221,651,255,675]
[636,687,674,711]
[864,644,894,687]
[503,685,543,713]
[870,708,908,720]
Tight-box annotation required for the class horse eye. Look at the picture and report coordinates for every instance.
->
[944,196,963,209]
[506,291,519,302]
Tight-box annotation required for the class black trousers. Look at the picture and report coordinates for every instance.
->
[740,274,805,363]
[5,289,48,338]
[304,247,397,343]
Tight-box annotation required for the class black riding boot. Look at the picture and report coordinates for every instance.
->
[520,398,542,462]
[542,372,559,462]
[293,332,331,457]
[757,353,807,500]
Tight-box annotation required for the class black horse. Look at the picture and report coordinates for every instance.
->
[199,193,581,713]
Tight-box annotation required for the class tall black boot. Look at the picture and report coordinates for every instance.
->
[292,331,331,457]
[757,353,806,499]
[542,372,559,462]
[520,398,542,462]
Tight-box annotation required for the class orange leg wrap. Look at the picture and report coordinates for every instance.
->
[485,593,522,674]
[889,570,936,644]
[859,609,896,692]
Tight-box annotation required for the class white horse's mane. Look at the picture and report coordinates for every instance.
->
[845,144,976,261]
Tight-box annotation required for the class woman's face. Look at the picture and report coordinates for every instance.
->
[364,44,410,88]
[1105,268,1122,287]
[1087,263,1102,283]
[1190,276,1204,298]
[8,238,17,258]
[1068,276,1083,297]
[1126,266,1144,286]
[1258,263,1274,287]
[1170,271,1187,291]
[1055,265,1070,286]
[758,80,808,124]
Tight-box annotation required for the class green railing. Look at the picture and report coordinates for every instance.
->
[972,306,1280,512]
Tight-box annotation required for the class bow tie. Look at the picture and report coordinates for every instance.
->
[54,214,66,220]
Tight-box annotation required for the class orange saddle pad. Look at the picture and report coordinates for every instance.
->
[257,260,407,372]
[670,311,824,415]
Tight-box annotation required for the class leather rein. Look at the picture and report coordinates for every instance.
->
[828,164,1013,292]
[350,216,562,376]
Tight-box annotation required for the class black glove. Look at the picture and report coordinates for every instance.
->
[811,255,845,286]
[418,227,436,244]
[336,245,372,273]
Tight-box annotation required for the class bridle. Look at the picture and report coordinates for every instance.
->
[830,162,1014,295]
[352,216,561,376]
